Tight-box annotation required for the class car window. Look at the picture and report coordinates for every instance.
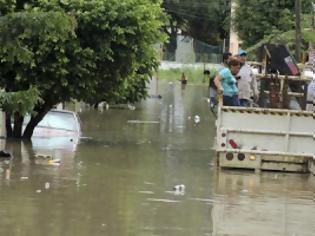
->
[24,111,78,131]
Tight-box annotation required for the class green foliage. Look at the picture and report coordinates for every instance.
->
[0,0,14,15]
[0,87,42,116]
[235,0,314,48]
[247,28,315,57]
[0,0,166,138]
[35,0,166,104]
[0,11,79,100]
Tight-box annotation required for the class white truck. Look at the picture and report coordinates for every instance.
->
[215,75,315,175]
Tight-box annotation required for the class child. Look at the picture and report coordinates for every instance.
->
[204,70,217,108]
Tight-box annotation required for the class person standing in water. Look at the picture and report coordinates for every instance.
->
[214,58,240,106]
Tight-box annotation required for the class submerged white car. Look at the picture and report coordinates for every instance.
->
[24,110,81,151]
[24,110,81,137]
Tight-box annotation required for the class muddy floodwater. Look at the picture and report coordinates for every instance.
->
[0,81,314,236]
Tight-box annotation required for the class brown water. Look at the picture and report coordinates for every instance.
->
[0,81,314,236]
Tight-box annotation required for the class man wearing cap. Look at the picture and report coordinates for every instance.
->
[237,49,259,107]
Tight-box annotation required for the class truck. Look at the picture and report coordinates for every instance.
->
[214,44,315,175]
[215,100,315,174]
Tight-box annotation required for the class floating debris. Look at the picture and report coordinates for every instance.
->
[5,169,10,180]
[194,115,200,124]
[3,160,10,165]
[47,159,61,166]
[138,191,155,195]
[165,190,185,196]
[150,94,162,99]
[173,184,185,191]
[127,120,160,124]
[189,197,217,204]
[35,153,52,159]
[48,159,61,164]
[172,185,186,196]
[45,182,50,190]
[136,139,152,145]
[127,104,136,110]
[0,150,11,158]
[20,177,29,181]
[36,189,42,193]
[147,198,180,203]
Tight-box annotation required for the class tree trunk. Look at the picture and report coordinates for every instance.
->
[22,108,51,140]
[5,113,13,138]
[164,20,178,61]
[164,33,177,61]
[12,112,24,139]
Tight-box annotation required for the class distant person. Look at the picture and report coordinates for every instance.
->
[180,72,188,90]
[214,58,240,106]
[180,72,187,84]
[237,49,259,107]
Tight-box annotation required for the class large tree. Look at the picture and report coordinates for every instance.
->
[0,0,165,139]
[234,0,314,48]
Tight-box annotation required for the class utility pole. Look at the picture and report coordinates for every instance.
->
[295,0,302,62]
[229,0,239,55]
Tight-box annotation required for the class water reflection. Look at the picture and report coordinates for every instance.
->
[212,171,315,236]
[0,81,314,236]
[0,134,79,181]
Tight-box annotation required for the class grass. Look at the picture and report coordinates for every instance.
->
[155,66,218,83]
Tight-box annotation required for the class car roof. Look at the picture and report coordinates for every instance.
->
[49,109,78,116]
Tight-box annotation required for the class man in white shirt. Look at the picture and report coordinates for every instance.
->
[306,78,315,111]
[237,49,259,107]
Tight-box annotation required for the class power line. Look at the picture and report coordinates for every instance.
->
[163,3,225,12]
[163,7,224,21]
[164,9,215,20]
[163,0,230,8]
[162,1,230,20]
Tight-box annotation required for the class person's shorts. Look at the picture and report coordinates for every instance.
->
[223,95,239,106]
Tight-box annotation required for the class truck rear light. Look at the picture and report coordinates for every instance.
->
[237,153,245,161]
[229,139,239,149]
[226,152,234,161]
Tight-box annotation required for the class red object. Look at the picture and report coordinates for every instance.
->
[284,56,299,75]
[229,139,239,149]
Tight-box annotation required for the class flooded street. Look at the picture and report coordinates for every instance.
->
[0,81,314,236]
